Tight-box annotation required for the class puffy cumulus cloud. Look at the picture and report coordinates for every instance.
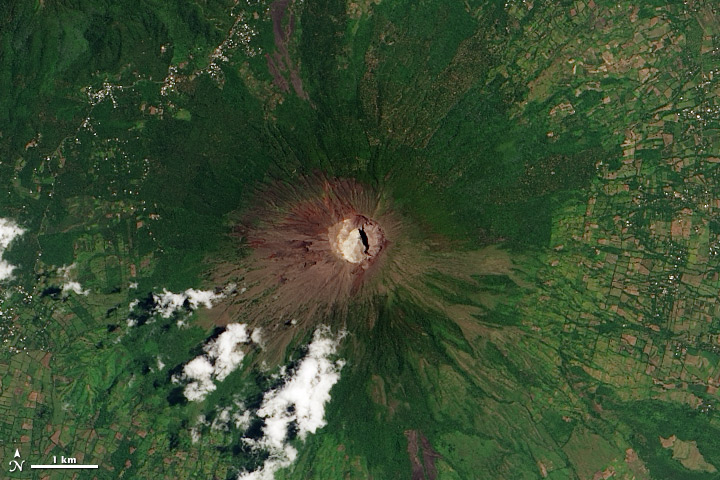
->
[190,415,209,444]
[250,327,264,347]
[233,409,252,431]
[238,453,297,480]
[183,357,216,401]
[186,288,222,309]
[62,281,89,296]
[191,399,254,444]
[189,397,252,447]
[211,399,252,432]
[238,326,345,480]
[153,284,236,318]
[258,327,345,445]
[153,289,192,318]
[175,323,256,402]
[207,323,251,381]
[0,218,25,282]
[57,264,89,296]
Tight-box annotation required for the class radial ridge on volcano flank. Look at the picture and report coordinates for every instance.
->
[206,176,402,357]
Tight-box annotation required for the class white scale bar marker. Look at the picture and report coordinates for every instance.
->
[31,465,99,469]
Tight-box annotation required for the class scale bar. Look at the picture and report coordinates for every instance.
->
[31,465,99,469]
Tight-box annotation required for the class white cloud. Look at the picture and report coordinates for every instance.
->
[153,289,188,318]
[233,409,252,430]
[0,218,25,282]
[207,323,250,381]
[0,263,15,282]
[186,288,221,309]
[183,356,217,401]
[190,415,209,444]
[177,323,256,402]
[188,398,251,448]
[182,327,344,477]
[58,264,89,296]
[211,405,233,432]
[62,281,89,296]
[251,328,264,347]
[211,399,251,433]
[238,326,344,480]
[238,451,297,480]
[57,264,74,277]
[153,285,235,318]
[190,427,202,444]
